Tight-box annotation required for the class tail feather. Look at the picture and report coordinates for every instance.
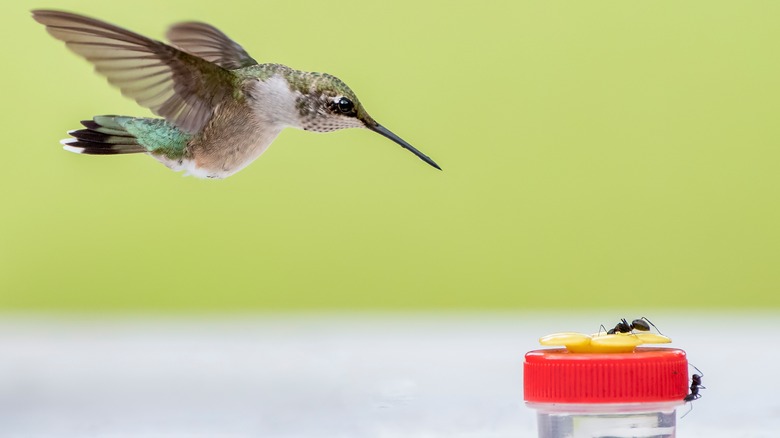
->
[79,119,129,137]
[67,129,132,144]
[62,116,147,155]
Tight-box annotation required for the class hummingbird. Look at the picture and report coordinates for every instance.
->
[32,10,440,178]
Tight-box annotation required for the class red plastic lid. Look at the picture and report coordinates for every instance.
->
[524,347,689,403]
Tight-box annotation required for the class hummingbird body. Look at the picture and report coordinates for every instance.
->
[32,10,440,178]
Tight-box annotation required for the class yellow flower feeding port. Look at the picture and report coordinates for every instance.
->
[539,331,672,353]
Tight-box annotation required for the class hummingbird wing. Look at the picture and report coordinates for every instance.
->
[166,22,258,70]
[32,10,236,134]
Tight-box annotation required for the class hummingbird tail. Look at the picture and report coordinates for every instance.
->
[61,116,148,155]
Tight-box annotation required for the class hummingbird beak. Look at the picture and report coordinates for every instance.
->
[367,124,441,170]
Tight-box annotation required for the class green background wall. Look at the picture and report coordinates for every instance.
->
[2,1,779,311]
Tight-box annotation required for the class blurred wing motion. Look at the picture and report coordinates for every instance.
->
[31,9,236,134]
[166,22,258,70]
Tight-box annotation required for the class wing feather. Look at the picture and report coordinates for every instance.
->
[32,9,237,133]
[166,22,257,70]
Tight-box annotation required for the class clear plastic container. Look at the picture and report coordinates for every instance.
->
[528,401,680,438]
[524,348,689,438]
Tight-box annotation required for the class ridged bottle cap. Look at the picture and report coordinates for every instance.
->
[524,347,689,403]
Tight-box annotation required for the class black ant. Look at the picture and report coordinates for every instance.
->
[681,365,705,418]
[600,317,663,336]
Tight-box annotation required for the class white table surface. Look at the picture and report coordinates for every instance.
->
[0,312,777,437]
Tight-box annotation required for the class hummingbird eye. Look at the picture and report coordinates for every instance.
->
[336,97,354,114]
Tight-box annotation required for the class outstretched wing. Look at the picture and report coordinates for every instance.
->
[166,22,257,70]
[32,9,237,134]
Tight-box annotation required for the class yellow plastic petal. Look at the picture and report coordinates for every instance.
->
[635,333,672,344]
[539,332,591,347]
[589,333,643,353]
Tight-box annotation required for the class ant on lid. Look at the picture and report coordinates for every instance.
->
[600,317,664,336]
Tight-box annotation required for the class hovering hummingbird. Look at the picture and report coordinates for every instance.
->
[32,10,440,178]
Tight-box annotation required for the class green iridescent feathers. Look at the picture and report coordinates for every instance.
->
[66,116,191,157]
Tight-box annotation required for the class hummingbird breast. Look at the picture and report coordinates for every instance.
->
[178,75,301,179]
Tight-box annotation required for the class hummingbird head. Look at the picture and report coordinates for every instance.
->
[296,73,441,170]
[296,75,371,133]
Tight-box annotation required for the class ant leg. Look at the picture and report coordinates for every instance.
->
[680,402,693,419]
[598,324,608,335]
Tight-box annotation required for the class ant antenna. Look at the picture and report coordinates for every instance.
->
[689,364,704,379]
[639,317,665,336]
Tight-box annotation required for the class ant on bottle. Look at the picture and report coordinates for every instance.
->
[681,364,705,418]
